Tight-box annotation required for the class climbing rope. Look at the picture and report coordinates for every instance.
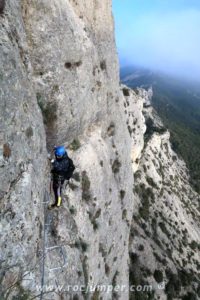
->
[39,190,49,300]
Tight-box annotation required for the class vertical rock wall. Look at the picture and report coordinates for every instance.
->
[22,0,119,149]
[1,1,135,299]
[0,1,47,298]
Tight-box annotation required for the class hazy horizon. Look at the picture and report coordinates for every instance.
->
[113,0,200,82]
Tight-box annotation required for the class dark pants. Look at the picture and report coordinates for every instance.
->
[53,179,65,205]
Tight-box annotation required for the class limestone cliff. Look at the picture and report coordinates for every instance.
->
[22,0,119,149]
[0,0,47,298]
[1,1,133,299]
[0,1,200,300]
[124,87,200,299]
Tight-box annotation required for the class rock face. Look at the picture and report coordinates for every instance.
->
[1,1,133,299]
[124,87,200,300]
[0,1,200,300]
[22,0,119,149]
[0,1,47,298]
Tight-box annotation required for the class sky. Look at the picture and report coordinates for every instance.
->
[112,0,200,81]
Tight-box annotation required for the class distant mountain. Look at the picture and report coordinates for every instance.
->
[121,66,200,193]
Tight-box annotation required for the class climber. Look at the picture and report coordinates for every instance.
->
[50,145,75,208]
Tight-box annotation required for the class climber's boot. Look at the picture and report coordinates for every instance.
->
[48,203,57,210]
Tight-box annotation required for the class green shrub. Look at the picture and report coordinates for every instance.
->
[107,122,115,136]
[69,139,81,151]
[99,243,107,257]
[52,85,59,92]
[139,204,150,219]
[182,292,197,300]
[143,165,147,172]
[81,256,89,297]
[165,269,181,299]
[122,88,130,97]
[94,208,101,219]
[112,271,120,298]
[127,125,133,136]
[105,263,110,275]
[81,240,88,252]
[65,62,72,69]
[69,206,77,215]
[74,240,81,248]
[36,92,43,106]
[112,159,121,173]
[159,222,169,236]
[92,220,99,231]
[129,253,155,299]
[65,61,82,69]
[141,267,152,277]
[3,143,11,159]
[91,290,100,300]
[0,267,33,300]
[133,88,139,95]
[0,0,5,14]
[100,60,107,71]
[146,176,159,189]
[122,209,127,220]
[69,181,78,190]
[81,171,91,201]
[190,240,198,250]
[44,103,58,125]
[135,170,142,180]
[120,190,126,200]
[178,269,194,287]
[25,126,33,138]
[75,239,88,252]
[154,269,163,283]
[88,208,101,231]
[73,172,80,182]
[37,94,58,126]
[75,61,82,67]
[135,184,155,219]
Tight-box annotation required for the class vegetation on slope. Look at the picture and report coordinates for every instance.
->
[121,66,200,193]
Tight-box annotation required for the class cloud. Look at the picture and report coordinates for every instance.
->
[118,9,200,81]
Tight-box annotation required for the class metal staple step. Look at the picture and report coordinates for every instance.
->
[39,189,67,300]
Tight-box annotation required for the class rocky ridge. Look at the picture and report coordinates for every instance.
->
[124,87,200,299]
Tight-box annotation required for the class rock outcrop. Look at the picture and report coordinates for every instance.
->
[0,1,200,300]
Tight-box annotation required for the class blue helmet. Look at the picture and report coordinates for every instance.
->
[54,146,66,158]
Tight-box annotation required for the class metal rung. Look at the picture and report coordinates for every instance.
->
[46,245,67,272]
[60,246,67,267]
[49,262,67,272]
[45,245,62,251]
[41,189,67,282]
[49,266,64,272]
[49,263,67,271]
